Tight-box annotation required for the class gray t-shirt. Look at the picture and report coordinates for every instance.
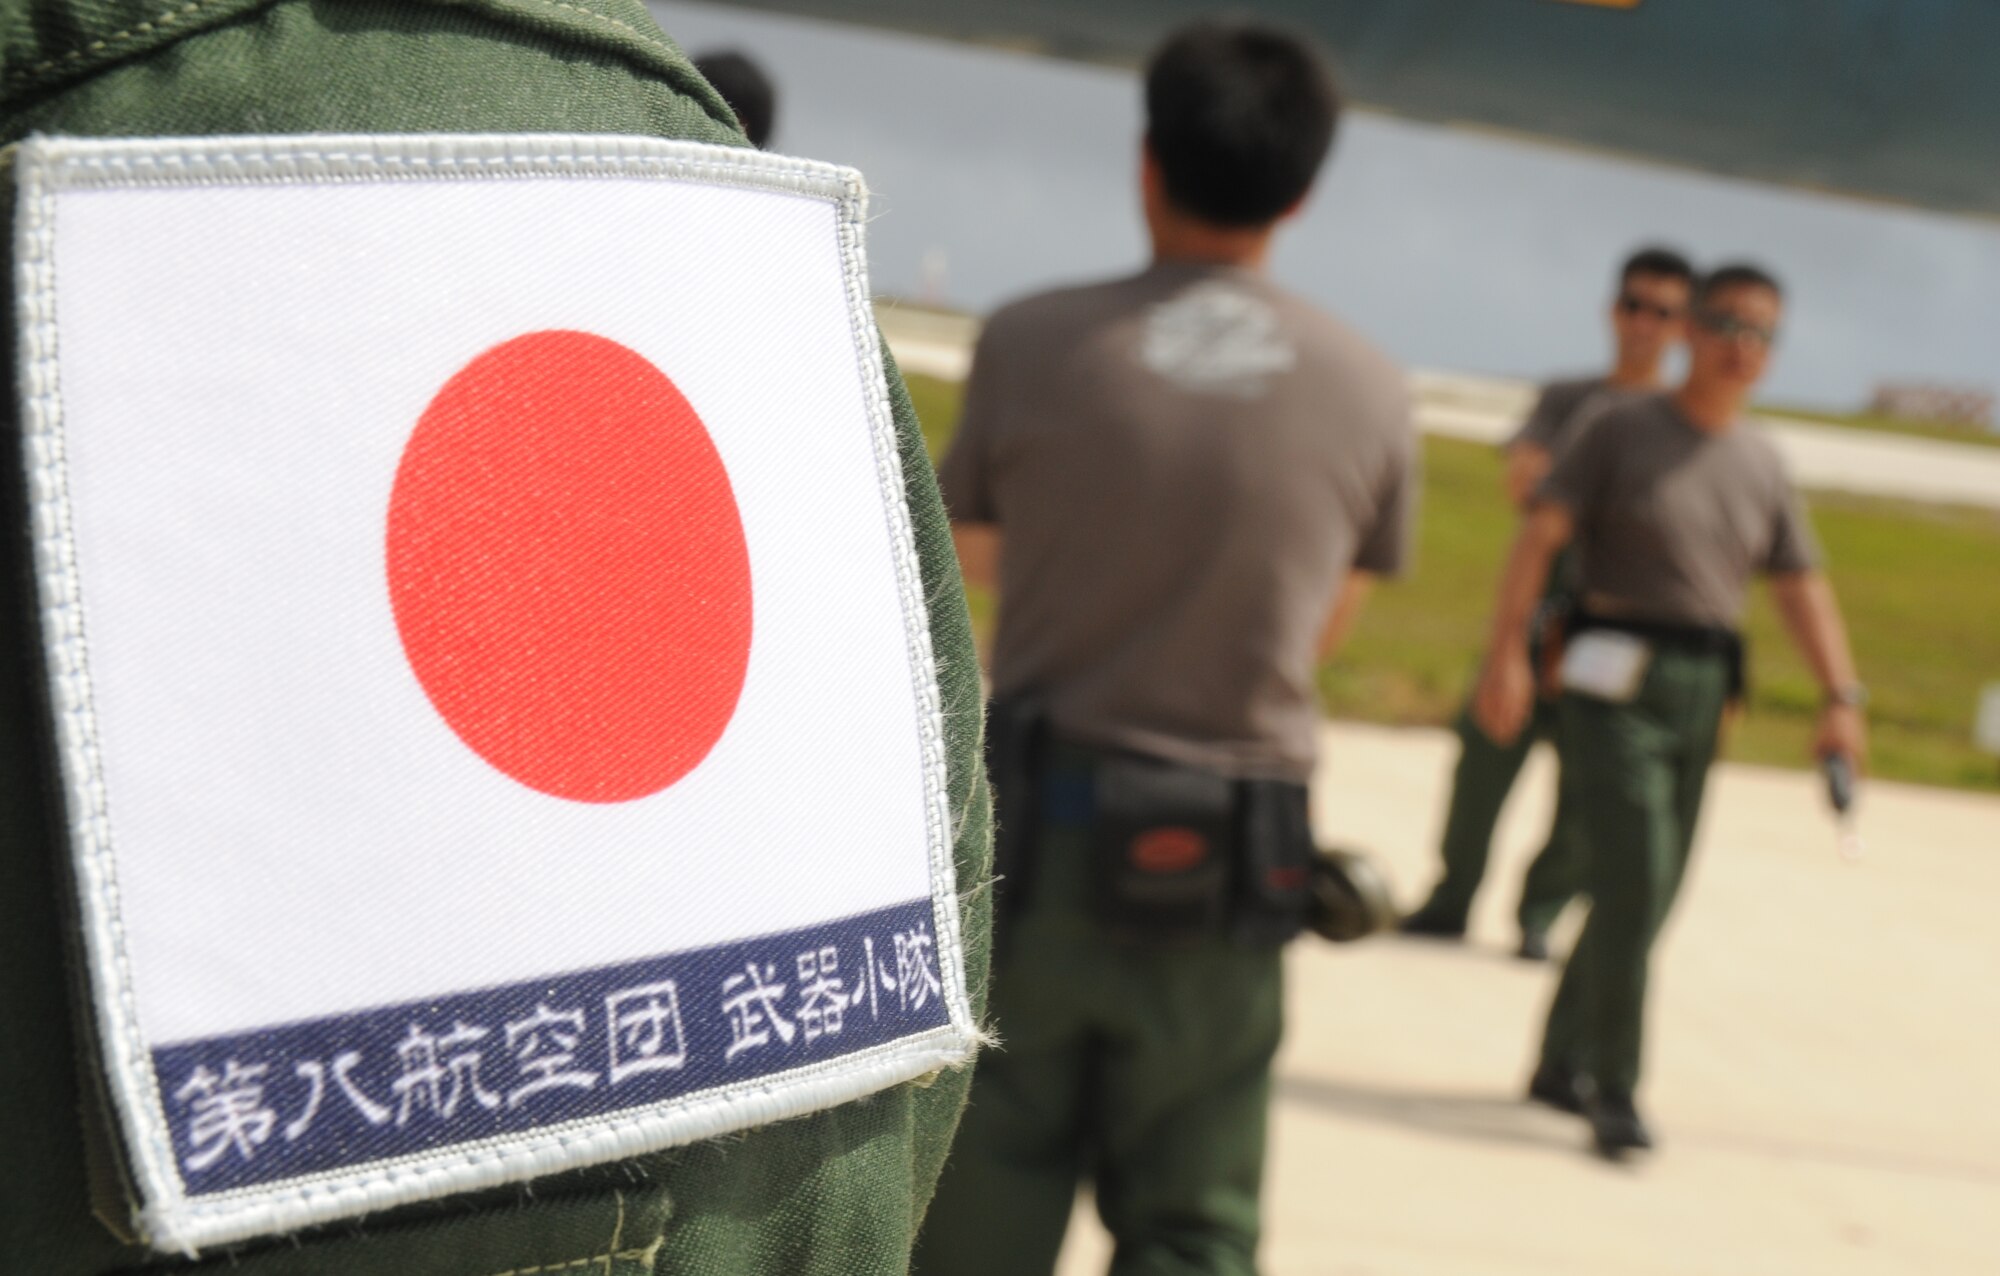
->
[1535,393,1820,628]
[1510,375,1615,453]
[1511,375,1639,597]
[938,261,1416,781]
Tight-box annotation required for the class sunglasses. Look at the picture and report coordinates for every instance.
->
[1616,294,1682,321]
[1692,309,1778,346]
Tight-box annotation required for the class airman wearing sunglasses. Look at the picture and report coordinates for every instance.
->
[1404,248,1693,959]
[1472,264,1867,1157]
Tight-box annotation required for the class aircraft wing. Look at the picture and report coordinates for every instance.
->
[716,0,2000,219]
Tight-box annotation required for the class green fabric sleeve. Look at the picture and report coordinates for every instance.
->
[0,4,991,1273]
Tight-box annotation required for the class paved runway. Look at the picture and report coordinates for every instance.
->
[1039,720,2000,1275]
[880,307,2000,511]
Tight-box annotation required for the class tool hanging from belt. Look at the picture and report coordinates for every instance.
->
[984,697,1395,948]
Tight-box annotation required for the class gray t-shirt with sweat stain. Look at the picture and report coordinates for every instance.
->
[1535,393,1820,628]
[938,261,1417,782]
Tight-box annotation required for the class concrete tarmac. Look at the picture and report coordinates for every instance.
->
[1044,720,2000,1275]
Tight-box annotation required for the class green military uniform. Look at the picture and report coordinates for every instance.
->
[921,262,1416,1273]
[919,744,1284,1276]
[1409,376,1628,940]
[1529,393,1817,1107]
[0,4,990,1272]
[1420,669,1584,938]
[1537,645,1728,1098]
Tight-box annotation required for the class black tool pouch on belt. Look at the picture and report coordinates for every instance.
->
[1090,752,1235,944]
[1232,779,1316,946]
[984,695,1047,949]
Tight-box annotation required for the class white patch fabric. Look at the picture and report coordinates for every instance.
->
[14,133,975,1254]
[1140,279,1296,398]
[1560,630,1655,703]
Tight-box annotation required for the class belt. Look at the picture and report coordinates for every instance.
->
[1571,611,1747,700]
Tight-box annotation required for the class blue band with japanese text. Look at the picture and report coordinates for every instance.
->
[153,899,948,1194]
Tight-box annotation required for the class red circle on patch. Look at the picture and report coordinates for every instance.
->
[387,330,752,803]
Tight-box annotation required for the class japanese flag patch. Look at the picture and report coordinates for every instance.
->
[14,133,975,1253]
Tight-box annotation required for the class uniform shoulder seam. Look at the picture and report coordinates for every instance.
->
[4,1,210,86]
[523,0,671,55]
[1,0,738,139]
[1,0,238,106]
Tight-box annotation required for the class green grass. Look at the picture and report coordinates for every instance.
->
[1759,403,2000,451]
[906,372,963,466]
[905,371,2000,793]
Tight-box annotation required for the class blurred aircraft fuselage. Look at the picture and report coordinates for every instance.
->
[721,0,2000,220]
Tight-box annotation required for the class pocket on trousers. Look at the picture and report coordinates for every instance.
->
[1090,753,1234,944]
[1233,779,1315,946]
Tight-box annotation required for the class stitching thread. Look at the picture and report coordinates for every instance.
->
[827,170,979,1050]
[485,1241,661,1276]
[484,1192,660,1276]
[16,125,190,1238]
[5,1,209,83]
[42,137,853,201]
[3,0,677,86]
[59,148,828,177]
[528,0,673,56]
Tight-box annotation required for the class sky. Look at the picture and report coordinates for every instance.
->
[650,1,2000,411]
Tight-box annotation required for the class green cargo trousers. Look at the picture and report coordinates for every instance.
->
[1537,646,1730,1099]
[914,752,1283,1276]
[1412,695,1584,935]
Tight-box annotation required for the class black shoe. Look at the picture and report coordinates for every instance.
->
[1398,910,1466,940]
[1586,1091,1655,1157]
[1515,930,1551,962]
[1526,1063,1589,1116]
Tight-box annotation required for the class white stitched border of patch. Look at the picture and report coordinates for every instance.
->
[14,132,977,1255]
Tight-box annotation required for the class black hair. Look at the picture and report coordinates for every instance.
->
[1696,263,1784,308]
[693,51,777,148]
[1144,20,1339,227]
[1619,246,1695,288]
